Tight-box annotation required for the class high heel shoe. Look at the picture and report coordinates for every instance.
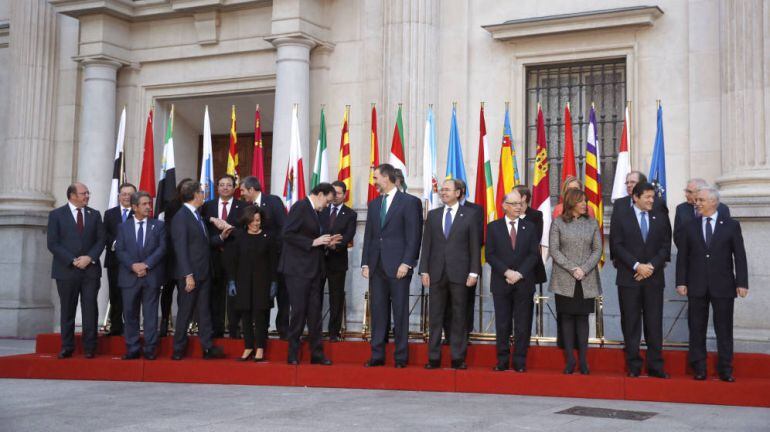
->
[563,358,576,375]
[254,348,265,362]
[237,349,255,362]
[579,362,590,375]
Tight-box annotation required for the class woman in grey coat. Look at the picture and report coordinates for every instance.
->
[549,189,602,374]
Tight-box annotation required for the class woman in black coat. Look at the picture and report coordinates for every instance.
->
[224,205,277,361]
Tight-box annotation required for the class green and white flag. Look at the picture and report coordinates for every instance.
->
[311,107,329,188]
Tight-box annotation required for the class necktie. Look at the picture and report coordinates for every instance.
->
[76,208,84,233]
[705,217,713,245]
[195,211,207,236]
[380,195,388,227]
[329,206,338,230]
[640,211,649,242]
[221,201,229,220]
[137,221,145,257]
[122,208,128,223]
[509,220,517,250]
[444,207,453,239]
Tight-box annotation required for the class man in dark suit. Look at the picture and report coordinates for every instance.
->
[240,175,289,339]
[46,182,105,359]
[674,178,730,249]
[318,180,357,342]
[361,163,423,368]
[676,186,748,382]
[610,182,672,378]
[201,174,244,338]
[515,185,547,285]
[114,191,166,360]
[103,183,136,336]
[279,182,338,365]
[420,179,481,370]
[485,189,539,372]
[170,179,230,360]
[610,171,668,262]
[158,178,191,337]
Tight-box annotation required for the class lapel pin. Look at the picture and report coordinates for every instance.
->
[652,216,656,220]
[719,220,724,224]
[521,225,526,230]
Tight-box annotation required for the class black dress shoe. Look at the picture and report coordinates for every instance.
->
[364,359,385,367]
[203,346,225,359]
[144,352,157,361]
[121,352,141,360]
[493,363,508,372]
[171,352,184,361]
[84,352,95,359]
[564,358,576,375]
[329,336,340,343]
[451,360,467,370]
[57,349,73,359]
[648,370,669,379]
[424,361,440,370]
[694,372,707,381]
[579,365,590,375]
[627,370,641,378]
[719,374,735,383]
[287,359,299,365]
[394,361,407,368]
[311,357,333,366]
[513,366,526,373]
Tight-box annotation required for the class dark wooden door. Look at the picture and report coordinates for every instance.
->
[198,132,273,192]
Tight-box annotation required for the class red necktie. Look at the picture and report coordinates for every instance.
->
[221,201,229,220]
[76,208,84,233]
[329,206,338,230]
[509,220,517,250]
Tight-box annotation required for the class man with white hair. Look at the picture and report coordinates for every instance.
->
[676,186,748,382]
[673,178,730,249]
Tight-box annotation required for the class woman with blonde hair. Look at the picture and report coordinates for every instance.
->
[552,175,596,219]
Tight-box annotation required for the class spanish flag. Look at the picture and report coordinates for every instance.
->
[368,104,380,203]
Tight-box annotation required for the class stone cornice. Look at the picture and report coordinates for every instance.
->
[49,0,271,21]
[482,6,663,41]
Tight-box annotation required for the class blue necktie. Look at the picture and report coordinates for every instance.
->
[705,217,713,245]
[122,208,128,223]
[444,207,453,239]
[136,221,145,258]
[195,211,206,236]
[640,211,648,242]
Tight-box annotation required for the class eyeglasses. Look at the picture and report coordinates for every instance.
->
[438,188,457,193]
[77,191,91,196]
[504,201,524,207]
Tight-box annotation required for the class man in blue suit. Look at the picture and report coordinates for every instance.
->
[46,182,105,359]
[114,191,167,360]
[361,163,423,368]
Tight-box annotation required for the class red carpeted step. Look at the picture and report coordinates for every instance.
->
[297,362,456,392]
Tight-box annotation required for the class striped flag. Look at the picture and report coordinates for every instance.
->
[496,103,518,217]
[107,106,127,209]
[200,106,215,201]
[368,105,380,203]
[473,104,496,246]
[585,105,605,267]
[389,104,407,187]
[611,103,631,201]
[251,104,266,187]
[562,102,577,188]
[227,105,239,179]
[138,107,156,206]
[337,105,352,206]
[422,106,438,209]
[311,106,329,188]
[283,104,306,208]
[155,105,177,219]
[531,103,551,247]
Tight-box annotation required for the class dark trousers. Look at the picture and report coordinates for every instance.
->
[370,262,411,363]
[106,265,124,334]
[173,277,214,354]
[688,295,734,376]
[285,274,325,361]
[227,295,243,338]
[274,274,289,337]
[210,274,227,337]
[242,308,269,350]
[559,313,589,366]
[159,278,177,335]
[325,270,347,338]
[121,281,160,355]
[56,276,100,353]
[618,283,665,374]
[492,284,535,369]
[443,282,477,340]
[428,274,468,362]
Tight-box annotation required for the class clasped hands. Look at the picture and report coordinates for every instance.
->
[209,217,234,240]
[313,233,343,248]
[504,269,523,285]
[633,263,654,281]
[72,256,92,269]
[131,262,149,278]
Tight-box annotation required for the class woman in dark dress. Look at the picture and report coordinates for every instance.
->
[224,205,277,361]
[548,189,602,374]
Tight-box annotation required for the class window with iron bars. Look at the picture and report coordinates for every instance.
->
[525,58,626,216]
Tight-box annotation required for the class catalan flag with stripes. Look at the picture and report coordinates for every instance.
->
[585,104,605,267]
[337,106,352,206]
[227,105,239,179]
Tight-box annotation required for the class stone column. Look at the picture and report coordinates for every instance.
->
[0,0,58,337]
[267,36,315,196]
[382,0,440,181]
[716,0,770,347]
[75,58,122,212]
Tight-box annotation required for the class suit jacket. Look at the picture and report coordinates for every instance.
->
[171,205,223,280]
[548,216,602,298]
[522,206,547,284]
[419,204,481,284]
[676,213,748,298]
[47,204,106,280]
[114,218,167,288]
[361,190,423,278]
[609,194,669,261]
[319,204,357,272]
[610,206,671,287]
[462,200,485,244]
[254,193,287,245]
[104,206,133,268]
[485,217,539,295]
[161,198,183,278]
[674,201,730,249]
[278,198,326,278]
[201,197,245,278]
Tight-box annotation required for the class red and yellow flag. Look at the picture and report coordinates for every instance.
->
[531,103,552,247]
[337,106,352,206]
[368,104,380,203]
[227,105,239,178]
[251,104,265,187]
[561,102,577,199]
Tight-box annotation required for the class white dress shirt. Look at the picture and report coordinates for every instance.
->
[504,215,519,236]
[133,216,147,247]
[68,202,83,226]
[441,202,460,233]
[703,211,719,242]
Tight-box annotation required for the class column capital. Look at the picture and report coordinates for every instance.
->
[72,54,129,69]
[265,32,333,51]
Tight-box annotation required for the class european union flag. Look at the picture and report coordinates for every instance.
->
[649,104,667,202]
[445,105,468,188]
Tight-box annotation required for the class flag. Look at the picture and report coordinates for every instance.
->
[496,104,518,217]
[474,104,496,247]
[368,105,380,203]
[227,105,239,177]
[611,104,631,201]
[649,103,667,202]
[251,104,266,187]
[337,106,352,206]
[200,106,215,201]
[283,104,306,208]
[311,106,329,188]
[138,107,156,202]
[389,104,407,186]
[561,102,577,189]
[422,106,438,209]
[155,105,177,218]
[445,104,468,187]
[586,105,605,267]
[107,106,127,209]
[531,103,552,247]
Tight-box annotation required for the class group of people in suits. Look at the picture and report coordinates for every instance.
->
[47,165,749,381]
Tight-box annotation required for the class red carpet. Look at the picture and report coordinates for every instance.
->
[1,333,769,407]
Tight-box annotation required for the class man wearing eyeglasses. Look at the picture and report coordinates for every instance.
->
[485,189,540,372]
[673,178,730,249]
